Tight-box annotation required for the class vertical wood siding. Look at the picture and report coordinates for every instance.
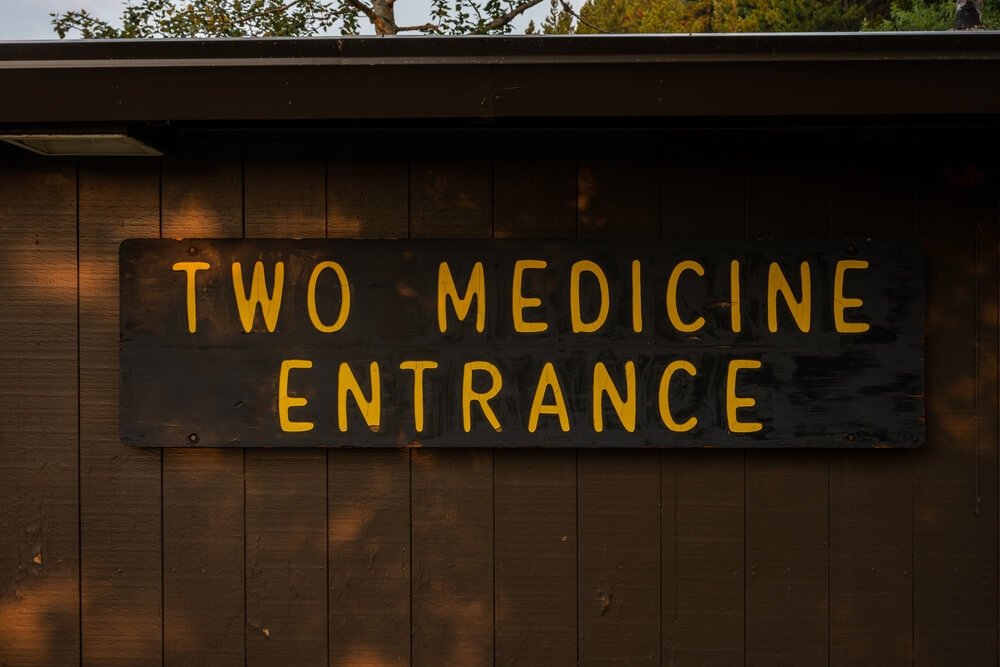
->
[243,143,329,667]
[0,137,996,667]
[327,143,412,667]
[79,162,162,667]
[577,144,662,665]
[494,143,578,667]
[661,156,747,667]
[0,162,79,666]
[409,146,495,666]
[744,157,832,667]
[829,156,915,666]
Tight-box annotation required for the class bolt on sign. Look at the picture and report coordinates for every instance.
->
[119,239,924,448]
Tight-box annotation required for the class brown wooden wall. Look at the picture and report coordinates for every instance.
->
[0,134,997,666]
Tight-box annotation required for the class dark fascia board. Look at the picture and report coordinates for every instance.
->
[1,33,999,123]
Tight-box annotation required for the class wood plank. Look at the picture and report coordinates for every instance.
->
[328,450,410,666]
[745,457,829,666]
[829,157,914,667]
[410,148,492,238]
[493,149,576,240]
[328,145,408,239]
[79,161,162,666]
[744,155,830,667]
[409,145,494,666]
[577,143,661,664]
[244,144,327,667]
[494,146,577,666]
[578,451,661,664]
[411,449,494,665]
[160,144,245,666]
[661,157,746,667]
[977,206,999,667]
[578,145,659,240]
[327,144,411,667]
[661,453,745,667]
[662,156,745,240]
[0,163,79,666]
[494,451,577,666]
[244,449,327,665]
[913,161,998,666]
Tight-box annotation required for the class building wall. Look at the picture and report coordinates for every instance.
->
[0,133,996,666]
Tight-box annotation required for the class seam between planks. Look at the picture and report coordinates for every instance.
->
[742,158,749,667]
[574,142,581,667]
[324,141,331,667]
[240,141,248,667]
[657,152,665,664]
[159,157,165,667]
[76,159,83,667]
[491,150,497,667]
[910,164,917,667]
[826,166,832,667]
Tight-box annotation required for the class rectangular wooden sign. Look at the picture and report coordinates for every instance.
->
[120,239,924,448]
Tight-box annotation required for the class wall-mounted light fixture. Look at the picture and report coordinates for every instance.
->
[0,133,162,157]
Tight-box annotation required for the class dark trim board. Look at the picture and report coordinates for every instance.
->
[1,34,1000,124]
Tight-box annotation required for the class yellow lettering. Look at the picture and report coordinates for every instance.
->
[727,359,762,433]
[658,360,697,432]
[528,362,570,433]
[730,259,742,333]
[232,261,284,333]
[631,260,643,333]
[438,261,485,333]
[307,261,351,333]
[278,359,314,433]
[834,259,870,334]
[338,362,381,432]
[512,259,548,333]
[400,360,439,433]
[570,260,610,333]
[172,261,210,333]
[593,361,636,433]
[666,260,706,333]
[462,361,503,432]
[767,262,811,333]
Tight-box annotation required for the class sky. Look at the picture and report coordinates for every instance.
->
[0,0,568,40]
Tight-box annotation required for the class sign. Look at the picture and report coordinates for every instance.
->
[119,239,924,448]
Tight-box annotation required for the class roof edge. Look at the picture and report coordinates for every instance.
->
[2,32,1000,65]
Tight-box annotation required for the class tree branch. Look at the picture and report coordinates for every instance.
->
[211,0,309,35]
[344,0,379,26]
[558,0,609,33]
[482,0,544,31]
[396,22,443,32]
[471,2,486,24]
[242,0,306,21]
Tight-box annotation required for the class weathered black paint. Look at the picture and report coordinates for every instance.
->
[119,238,923,447]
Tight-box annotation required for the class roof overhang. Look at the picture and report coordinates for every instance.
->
[0,33,998,127]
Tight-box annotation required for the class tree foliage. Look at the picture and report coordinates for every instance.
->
[863,0,996,30]
[52,0,545,38]
[535,0,983,33]
[52,0,987,37]
[862,0,953,30]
